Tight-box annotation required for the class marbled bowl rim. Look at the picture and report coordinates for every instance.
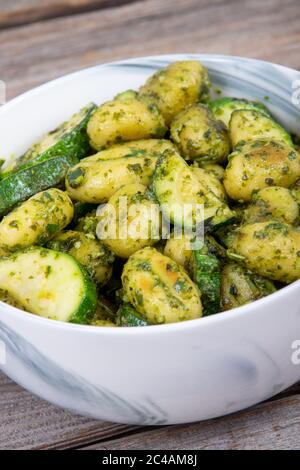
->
[0,53,299,333]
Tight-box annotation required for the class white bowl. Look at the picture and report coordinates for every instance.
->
[0,54,300,425]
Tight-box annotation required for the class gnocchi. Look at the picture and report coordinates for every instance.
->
[170,104,230,163]
[1,59,299,326]
[224,140,300,202]
[66,151,158,203]
[0,189,73,252]
[229,221,300,283]
[122,247,202,324]
[97,183,163,258]
[139,60,211,125]
[87,92,167,150]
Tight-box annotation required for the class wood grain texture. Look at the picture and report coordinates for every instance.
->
[83,395,300,450]
[1,369,299,450]
[1,0,300,100]
[0,372,140,450]
[1,0,300,450]
[0,0,141,29]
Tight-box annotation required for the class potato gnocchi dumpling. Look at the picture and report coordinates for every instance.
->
[1,59,300,326]
[75,210,99,234]
[0,189,73,252]
[82,139,176,162]
[229,221,300,283]
[97,183,163,258]
[139,61,211,125]
[224,140,300,201]
[164,234,192,269]
[66,152,158,203]
[47,230,114,286]
[122,247,202,324]
[229,109,293,148]
[244,187,299,225]
[87,92,167,150]
[221,262,276,311]
[170,104,230,163]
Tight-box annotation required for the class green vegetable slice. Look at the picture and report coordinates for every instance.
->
[209,97,270,127]
[152,149,235,231]
[2,102,96,176]
[0,154,79,216]
[0,247,97,324]
[189,244,221,316]
[116,304,149,326]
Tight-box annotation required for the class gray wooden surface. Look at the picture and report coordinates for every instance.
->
[0,0,300,450]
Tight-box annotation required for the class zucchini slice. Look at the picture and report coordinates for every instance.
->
[72,202,96,226]
[189,244,221,316]
[209,97,270,127]
[116,304,149,327]
[152,149,235,231]
[0,247,97,324]
[229,109,293,148]
[47,230,114,286]
[0,154,78,216]
[221,262,276,311]
[3,102,96,175]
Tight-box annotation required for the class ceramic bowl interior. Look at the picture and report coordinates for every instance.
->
[0,55,300,425]
[1,53,299,323]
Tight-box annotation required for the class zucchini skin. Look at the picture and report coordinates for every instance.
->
[13,103,96,172]
[72,202,96,225]
[152,150,235,231]
[0,154,78,216]
[116,304,149,327]
[190,245,221,316]
[209,97,270,126]
[229,109,293,148]
[220,262,276,311]
[47,230,114,286]
[0,247,97,324]
[69,262,98,325]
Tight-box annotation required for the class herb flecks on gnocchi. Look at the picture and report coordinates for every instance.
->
[244,187,299,225]
[0,59,299,326]
[97,183,164,258]
[47,230,114,286]
[87,92,167,150]
[170,104,230,163]
[0,188,74,252]
[122,247,202,324]
[229,221,300,283]
[224,140,300,202]
[65,141,162,203]
[139,60,211,125]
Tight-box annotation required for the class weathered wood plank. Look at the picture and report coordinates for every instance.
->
[0,0,141,29]
[82,395,300,450]
[1,0,300,101]
[1,370,299,450]
[0,372,140,450]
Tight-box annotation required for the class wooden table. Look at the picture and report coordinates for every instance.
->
[0,0,300,450]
